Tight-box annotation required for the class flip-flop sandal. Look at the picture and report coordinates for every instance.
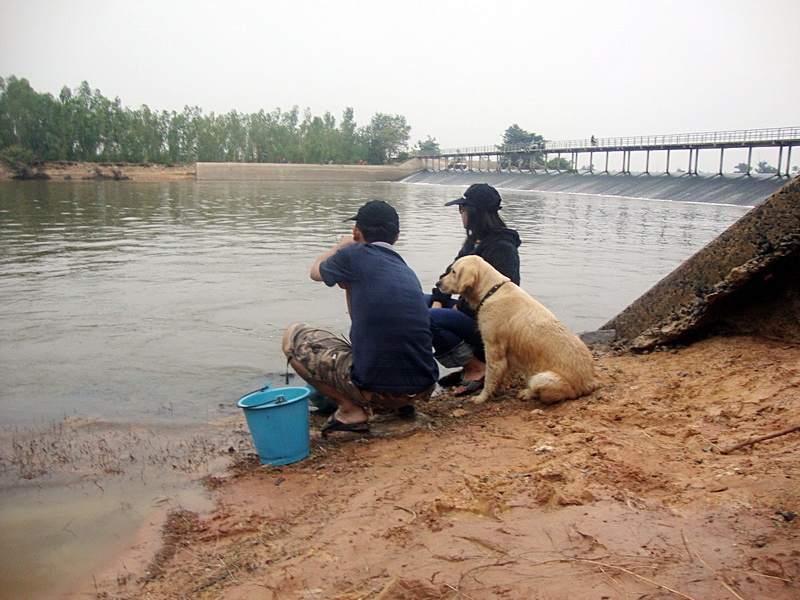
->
[438,370,464,387]
[453,376,485,397]
[320,415,370,437]
[395,405,417,420]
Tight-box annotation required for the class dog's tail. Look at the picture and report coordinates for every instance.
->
[525,371,596,404]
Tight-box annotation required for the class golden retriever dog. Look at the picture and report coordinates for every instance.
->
[437,255,597,404]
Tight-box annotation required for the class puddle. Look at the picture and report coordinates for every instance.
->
[0,418,246,599]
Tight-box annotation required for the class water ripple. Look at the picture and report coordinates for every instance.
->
[0,180,749,427]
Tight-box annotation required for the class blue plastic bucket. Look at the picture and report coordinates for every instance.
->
[236,386,310,465]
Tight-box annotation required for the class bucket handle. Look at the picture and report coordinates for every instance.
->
[235,382,272,409]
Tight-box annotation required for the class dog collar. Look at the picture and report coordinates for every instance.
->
[476,281,508,314]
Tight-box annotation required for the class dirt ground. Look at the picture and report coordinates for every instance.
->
[0,161,196,181]
[77,333,799,600]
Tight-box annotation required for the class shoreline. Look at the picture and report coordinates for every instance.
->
[0,161,196,182]
[71,333,799,600]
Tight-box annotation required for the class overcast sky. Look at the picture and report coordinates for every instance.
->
[1,0,798,151]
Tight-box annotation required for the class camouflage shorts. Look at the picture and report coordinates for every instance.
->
[286,324,434,411]
[286,324,364,406]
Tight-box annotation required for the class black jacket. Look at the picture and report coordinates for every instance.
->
[431,228,522,319]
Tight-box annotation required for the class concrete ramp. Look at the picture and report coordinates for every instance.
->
[402,170,786,206]
[603,176,800,349]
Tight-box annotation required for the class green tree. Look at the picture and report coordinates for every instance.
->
[0,76,56,160]
[734,162,750,174]
[499,124,546,170]
[245,109,274,162]
[0,76,423,167]
[362,113,410,164]
[338,107,364,164]
[222,110,247,162]
[274,106,301,162]
[756,160,777,174]
[415,136,440,155]
[501,124,544,148]
[164,108,197,163]
[69,81,103,159]
[0,144,41,178]
[546,157,573,171]
[300,109,338,164]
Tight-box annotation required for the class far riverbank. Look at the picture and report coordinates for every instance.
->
[0,161,196,182]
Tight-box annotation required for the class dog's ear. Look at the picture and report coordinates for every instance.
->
[455,259,477,292]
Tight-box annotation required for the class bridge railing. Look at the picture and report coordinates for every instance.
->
[422,126,800,156]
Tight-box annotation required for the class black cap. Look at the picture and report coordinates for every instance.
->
[344,200,400,236]
[444,183,502,213]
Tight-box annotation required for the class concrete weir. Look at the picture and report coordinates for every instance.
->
[603,175,800,349]
[402,170,788,206]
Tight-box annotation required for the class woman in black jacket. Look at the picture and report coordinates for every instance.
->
[429,183,521,396]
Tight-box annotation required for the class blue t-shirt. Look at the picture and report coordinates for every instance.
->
[320,242,438,393]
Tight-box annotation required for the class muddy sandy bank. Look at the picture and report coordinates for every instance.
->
[76,334,799,600]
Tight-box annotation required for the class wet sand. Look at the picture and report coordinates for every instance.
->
[74,334,799,599]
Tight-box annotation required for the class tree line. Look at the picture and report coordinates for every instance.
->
[0,75,417,169]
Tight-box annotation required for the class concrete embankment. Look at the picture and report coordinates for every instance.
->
[196,159,424,182]
[402,170,789,206]
[603,175,800,348]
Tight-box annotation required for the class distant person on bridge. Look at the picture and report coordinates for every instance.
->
[428,184,521,396]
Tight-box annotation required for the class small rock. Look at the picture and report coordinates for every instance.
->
[452,408,469,418]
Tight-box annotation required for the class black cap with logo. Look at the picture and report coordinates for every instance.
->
[344,200,400,237]
[444,183,503,213]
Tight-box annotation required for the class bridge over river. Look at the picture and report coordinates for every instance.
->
[414,126,800,178]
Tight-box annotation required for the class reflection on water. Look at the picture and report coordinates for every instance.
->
[1,179,750,427]
[0,179,750,598]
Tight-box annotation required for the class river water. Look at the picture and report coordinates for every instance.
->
[0,179,751,598]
